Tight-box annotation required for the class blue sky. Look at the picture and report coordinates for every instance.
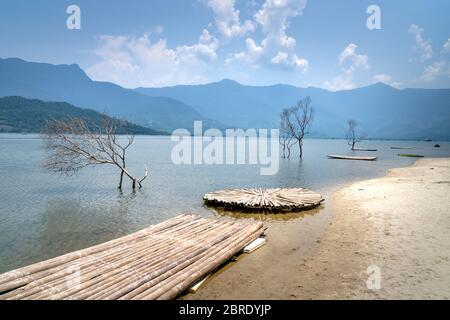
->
[1,0,449,89]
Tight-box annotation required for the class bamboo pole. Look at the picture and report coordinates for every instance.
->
[0,214,196,289]
[86,221,240,300]
[38,219,232,298]
[127,223,264,300]
[156,226,265,300]
[0,215,201,296]
[21,219,227,300]
[1,215,265,300]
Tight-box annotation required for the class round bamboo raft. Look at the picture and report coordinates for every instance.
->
[203,188,324,212]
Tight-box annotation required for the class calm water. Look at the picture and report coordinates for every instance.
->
[1,133,449,273]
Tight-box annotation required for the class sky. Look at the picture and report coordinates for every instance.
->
[0,0,449,90]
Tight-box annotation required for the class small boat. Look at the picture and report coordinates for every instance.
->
[327,154,377,161]
[434,144,441,148]
[425,139,432,142]
[352,148,378,151]
[398,154,424,158]
[390,146,413,150]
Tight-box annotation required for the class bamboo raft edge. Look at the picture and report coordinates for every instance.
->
[0,215,266,300]
[203,188,324,213]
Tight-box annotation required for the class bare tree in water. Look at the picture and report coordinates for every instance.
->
[279,109,295,159]
[42,115,148,191]
[346,119,362,150]
[284,97,314,159]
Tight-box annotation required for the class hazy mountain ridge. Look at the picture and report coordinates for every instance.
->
[0,96,167,135]
[1,57,449,140]
[137,80,450,140]
[0,58,223,132]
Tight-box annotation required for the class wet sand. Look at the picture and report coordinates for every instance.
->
[186,158,450,299]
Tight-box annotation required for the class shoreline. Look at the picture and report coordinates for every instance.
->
[186,158,450,299]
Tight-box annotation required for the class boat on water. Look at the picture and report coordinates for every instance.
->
[391,146,413,149]
[327,154,377,161]
[398,154,424,158]
[352,148,378,151]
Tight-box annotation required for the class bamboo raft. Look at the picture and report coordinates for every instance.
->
[203,188,324,212]
[327,154,377,161]
[0,214,265,300]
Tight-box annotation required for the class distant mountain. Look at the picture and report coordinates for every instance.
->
[2,57,449,140]
[0,58,223,132]
[0,96,164,135]
[137,79,450,140]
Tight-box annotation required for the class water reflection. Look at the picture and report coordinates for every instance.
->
[210,204,324,222]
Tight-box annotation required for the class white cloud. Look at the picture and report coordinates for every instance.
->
[323,70,355,91]
[338,43,369,71]
[271,51,308,71]
[323,43,370,91]
[207,0,255,38]
[372,74,403,88]
[443,38,450,53]
[408,24,433,62]
[420,61,448,82]
[227,0,308,72]
[87,29,218,88]
[226,38,263,64]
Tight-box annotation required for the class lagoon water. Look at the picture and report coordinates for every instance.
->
[1,133,449,273]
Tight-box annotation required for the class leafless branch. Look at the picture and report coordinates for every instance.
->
[41,114,149,190]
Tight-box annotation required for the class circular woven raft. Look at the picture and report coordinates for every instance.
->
[203,188,324,212]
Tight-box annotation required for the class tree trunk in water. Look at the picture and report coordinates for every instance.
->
[132,179,136,191]
[298,140,303,159]
[118,170,124,190]
[287,146,291,159]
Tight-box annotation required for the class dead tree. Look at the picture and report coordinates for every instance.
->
[42,115,148,191]
[346,119,361,150]
[284,97,314,159]
[279,109,295,159]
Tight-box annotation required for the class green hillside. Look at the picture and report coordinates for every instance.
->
[0,96,166,135]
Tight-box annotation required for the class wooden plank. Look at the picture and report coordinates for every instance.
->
[243,237,266,253]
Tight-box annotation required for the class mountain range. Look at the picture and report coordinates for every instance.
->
[0,58,222,133]
[137,80,450,140]
[1,57,450,140]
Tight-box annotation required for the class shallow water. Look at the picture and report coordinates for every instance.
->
[0,133,449,273]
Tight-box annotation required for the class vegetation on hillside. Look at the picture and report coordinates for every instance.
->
[0,96,165,135]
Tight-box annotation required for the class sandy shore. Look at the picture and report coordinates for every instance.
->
[186,158,450,299]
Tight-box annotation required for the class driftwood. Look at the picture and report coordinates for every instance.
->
[327,154,377,161]
[0,215,265,300]
[203,188,324,212]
